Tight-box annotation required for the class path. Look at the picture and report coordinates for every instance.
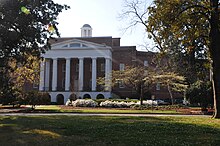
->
[0,113,211,117]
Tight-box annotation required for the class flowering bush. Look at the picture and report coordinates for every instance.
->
[66,99,161,108]
[71,99,98,107]
[100,100,160,108]
[65,99,72,106]
[100,100,136,108]
[136,100,158,105]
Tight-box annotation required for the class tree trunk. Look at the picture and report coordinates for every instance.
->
[167,85,174,105]
[212,59,220,118]
[140,83,143,106]
[210,0,220,118]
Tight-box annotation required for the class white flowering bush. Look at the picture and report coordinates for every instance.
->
[136,100,158,105]
[100,100,136,108]
[65,99,72,106]
[65,99,161,108]
[100,100,160,108]
[71,99,98,107]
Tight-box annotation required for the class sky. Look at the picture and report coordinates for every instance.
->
[53,0,154,51]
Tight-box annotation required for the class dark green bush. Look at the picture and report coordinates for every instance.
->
[185,81,213,109]
[17,91,50,109]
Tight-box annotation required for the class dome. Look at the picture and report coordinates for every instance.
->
[82,24,91,28]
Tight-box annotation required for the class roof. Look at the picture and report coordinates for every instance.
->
[82,24,91,28]
[49,37,114,46]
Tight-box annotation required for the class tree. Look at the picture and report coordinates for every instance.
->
[98,66,154,105]
[146,0,211,84]
[0,0,69,103]
[186,81,213,110]
[12,54,40,91]
[10,54,41,103]
[147,0,220,118]
[119,0,209,84]
[120,0,220,118]
[152,72,187,105]
[98,65,187,105]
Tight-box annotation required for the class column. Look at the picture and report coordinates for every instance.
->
[45,59,50,91]
[92,57,97,91]
[65,58,71,91]
[52,58,58,91]
[105,58,111,91]
[78,57,84,91]
[39,59,45,91]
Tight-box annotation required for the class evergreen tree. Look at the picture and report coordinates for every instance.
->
[0,0,69,104]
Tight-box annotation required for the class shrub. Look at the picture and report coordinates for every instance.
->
[130,104,151,109]
[65,99,72,106]
[72,99,98,107]
[38,92,51,105]
[99,99,162,108]
[69,94,77,101]
[185,81,213,109]
[100,100,137,108]
[17,91,50,109]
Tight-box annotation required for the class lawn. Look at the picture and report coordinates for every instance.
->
[33,105,181,114]
[0,115,220,146]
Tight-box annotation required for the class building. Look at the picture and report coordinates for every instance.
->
[39,24,182,104]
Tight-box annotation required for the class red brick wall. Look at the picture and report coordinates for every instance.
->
[83,58,92,91]
[57,59,65,91]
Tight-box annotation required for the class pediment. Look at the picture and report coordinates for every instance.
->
[51,39,111,50]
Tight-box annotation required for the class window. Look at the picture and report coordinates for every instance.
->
[33,82,38,89]
[62,78,65,89]
[69,43,81,47]
[82,44,88,47]
[156,83,160,91]
[62,63,66,73]
[118,80,125,88]
[76,63,79,72]
[101,63,105,72]
[62,63,66,89]
[74,75,78,80]
[89,79,92,88]
[144,70,148,75]
[144,60,148,67]
[62,45,68,48]
[119,63,125,71]
[89,63,92,72]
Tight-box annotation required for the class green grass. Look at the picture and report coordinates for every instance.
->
[34,105,180,114]
[0,115,220,146]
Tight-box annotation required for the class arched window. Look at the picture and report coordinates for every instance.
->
[96,94,104,99]
[70,43,81,47]
[56,94,64,105]
[69,93,77,101]
[83,94,91,99]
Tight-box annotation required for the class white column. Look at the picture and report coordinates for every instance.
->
[78,57,84,91]
[45,59,50,91]
[52,58,58,91]
[92,57,97,91]
[39,59,45,91]
[105,58,111,91]
[110,58,112,92]
[65,58,71,91]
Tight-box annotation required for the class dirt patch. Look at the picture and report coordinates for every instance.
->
[0,106,29,113]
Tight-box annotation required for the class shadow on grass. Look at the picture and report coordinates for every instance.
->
[0,116,220,146]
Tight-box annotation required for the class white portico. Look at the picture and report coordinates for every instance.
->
[39,38,112,104]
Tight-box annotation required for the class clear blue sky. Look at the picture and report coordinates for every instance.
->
[53,0,154,51]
